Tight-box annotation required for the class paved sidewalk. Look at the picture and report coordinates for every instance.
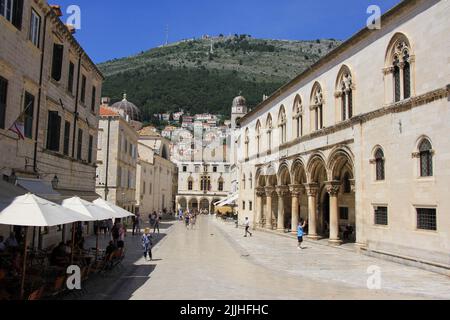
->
[64,220,176,300]
[213,218,450,299]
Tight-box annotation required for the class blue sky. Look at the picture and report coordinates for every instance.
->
[56,0,402,63]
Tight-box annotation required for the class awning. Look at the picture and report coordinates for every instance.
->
[214,194,238,208]
[0,179,27,211]
[16,178,61,202]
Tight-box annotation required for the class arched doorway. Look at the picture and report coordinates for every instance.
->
[320,190,330,237]
[200,198,210,213]
[277,164,292,231]
[307,154,328,239]
[328,148,356,244]
[189,198,198,212]
[178,197,187,211]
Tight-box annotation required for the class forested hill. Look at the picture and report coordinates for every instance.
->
[98,35,341,122]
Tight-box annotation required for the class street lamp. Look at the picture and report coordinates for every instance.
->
[51,175,59,190]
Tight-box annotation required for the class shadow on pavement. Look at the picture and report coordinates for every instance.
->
[62,223,173,300]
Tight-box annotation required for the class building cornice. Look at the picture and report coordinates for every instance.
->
[239,0,429,125]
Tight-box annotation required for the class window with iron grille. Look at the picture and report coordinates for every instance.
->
[403,51,411,99]
[242,201,246,210]
[0,76,7,129]
[393,64,401,102]
[348,90,353,118]
[419,140,433,177]
[374,206,388,226]
[375,148,385,181]
[339,207,349,220]
[249,201,253,211]
[416,208,436,231]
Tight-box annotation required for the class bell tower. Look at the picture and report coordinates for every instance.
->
[231,94,248,130]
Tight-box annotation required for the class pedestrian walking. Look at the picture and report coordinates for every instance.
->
[191,213,196,229]
[244,217,252,237]
[185,213,190,229]
[297,219,307,250]
[153,212,160,234]
[135,213,141,235]
[142,228,153,261]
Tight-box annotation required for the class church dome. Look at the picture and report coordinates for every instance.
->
[111,94,142,121]
[232,95,247,108]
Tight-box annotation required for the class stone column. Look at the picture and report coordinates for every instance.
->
[305,183,319,240]
[264,186,275,229]
[276,186,289,231]
[326,181,342,246]
[255,187,265,228]
[289,184,303,233]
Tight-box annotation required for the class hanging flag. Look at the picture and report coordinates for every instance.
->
[8,99,33,140]
[9,115,25,140]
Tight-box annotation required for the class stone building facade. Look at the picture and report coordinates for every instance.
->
[136,127,177,215]
[175,122,231,213]
[237,0,450,270]
[0,1,103,246]
[96,104,138,213]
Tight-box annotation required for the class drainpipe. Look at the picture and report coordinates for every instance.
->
[104,116,111,200]
[33,13,49,173]
[71,53,82,158]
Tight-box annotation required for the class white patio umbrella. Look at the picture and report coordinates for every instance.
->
[62,197,113,222]
[0,193,87,299]
[93,198,135,219]
[62,197,115,261]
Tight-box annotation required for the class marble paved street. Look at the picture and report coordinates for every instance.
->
[69,216,450,300]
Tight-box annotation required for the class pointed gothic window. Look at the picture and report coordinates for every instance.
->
[375,148,385,181]
[419,139,433,177]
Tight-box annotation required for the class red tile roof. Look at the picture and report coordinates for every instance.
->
[99,106,119,117]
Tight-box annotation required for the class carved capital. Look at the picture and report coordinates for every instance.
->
[382,67,394,75]
[325,181,341,196]
[264,186,276,197]
[289,184,304,196]
[334,91,343,98]
[411,152,420,159]
[304,183,319,197]
[276,185,290,197]
[256,187,266,198]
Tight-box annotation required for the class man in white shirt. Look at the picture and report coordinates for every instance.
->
[244,217,253,237]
